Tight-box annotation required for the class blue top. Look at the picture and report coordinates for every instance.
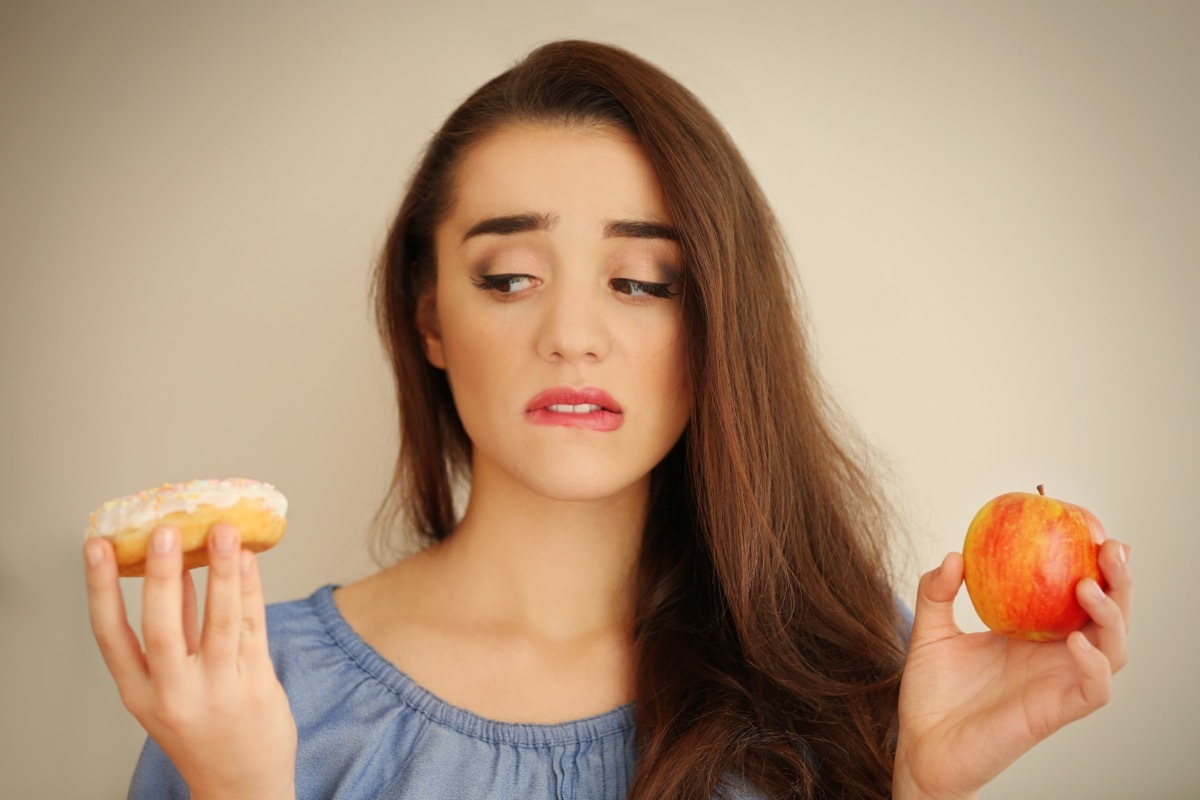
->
[127,584,762,799]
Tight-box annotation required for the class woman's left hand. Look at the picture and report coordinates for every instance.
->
[893,538,1132,800]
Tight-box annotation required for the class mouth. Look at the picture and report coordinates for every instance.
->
[545,403,606,414]
[525,387,623,431]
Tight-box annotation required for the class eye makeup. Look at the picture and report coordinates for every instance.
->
[470,272,679,301]
[609,278,677,299]
[470,273,541,294]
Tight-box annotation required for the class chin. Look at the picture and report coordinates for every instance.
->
[467,433,678,506]
[520,469,649,505]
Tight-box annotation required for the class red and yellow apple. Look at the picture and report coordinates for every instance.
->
[962,486,1106,641]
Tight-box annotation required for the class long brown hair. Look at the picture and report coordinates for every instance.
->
[372,40,907,799]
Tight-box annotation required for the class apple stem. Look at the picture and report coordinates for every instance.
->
[1037,484,1045,496]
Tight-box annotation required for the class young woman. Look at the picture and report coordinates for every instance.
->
[84,40,1133,800]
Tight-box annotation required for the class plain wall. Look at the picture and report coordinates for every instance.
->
[2,1,1196,797]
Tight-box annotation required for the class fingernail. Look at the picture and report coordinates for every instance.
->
[241,549,253,575]
[1119,544,1129,564]
[85,539,105,567]
[152,526,177,555]
[212,526,236,554]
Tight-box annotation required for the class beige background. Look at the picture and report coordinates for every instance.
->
[2,1,1196,797]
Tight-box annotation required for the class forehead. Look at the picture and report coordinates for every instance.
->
[444,122,672,228]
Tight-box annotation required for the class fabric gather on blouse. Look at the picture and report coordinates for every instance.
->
[127,584,764,800]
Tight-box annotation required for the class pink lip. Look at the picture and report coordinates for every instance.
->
[525,386,623,431]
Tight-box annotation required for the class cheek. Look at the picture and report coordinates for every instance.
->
[443,332,502,396]
[437,307,527,416]
[656,317,689,383]
[663,328,693,428]
[633,323,691,417]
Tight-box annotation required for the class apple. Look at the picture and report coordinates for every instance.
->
[962,485,1106,641]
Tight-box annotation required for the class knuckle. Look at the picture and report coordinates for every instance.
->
[153,694,201,732]
[142,571,178,593]
[206,612,239,638]
[154,707,188,733]
[207,554,238,579]
[142,629,175,653]
[241,614,262,637]
[207,692,238,719]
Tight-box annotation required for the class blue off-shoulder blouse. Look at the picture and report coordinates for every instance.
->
[127,584,764,799]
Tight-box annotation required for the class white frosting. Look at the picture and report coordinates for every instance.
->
[86,478,288,538]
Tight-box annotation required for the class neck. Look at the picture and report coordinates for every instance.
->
[426,457,648,644]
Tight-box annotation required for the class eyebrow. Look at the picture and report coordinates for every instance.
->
[462,213,555,241]
[461,213,680,243]
[604,220,680,241]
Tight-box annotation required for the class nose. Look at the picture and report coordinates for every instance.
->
[535,282,610,363]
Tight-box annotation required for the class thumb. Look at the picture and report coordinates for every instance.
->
[911,552,966,646]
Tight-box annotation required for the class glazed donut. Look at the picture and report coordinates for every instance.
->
[86,478,288,577]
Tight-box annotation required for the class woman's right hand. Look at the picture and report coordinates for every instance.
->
[85,523,297,800]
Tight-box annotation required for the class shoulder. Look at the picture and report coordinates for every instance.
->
[263,585,337,657]
[262,584,368,693]
[265,585,329,641]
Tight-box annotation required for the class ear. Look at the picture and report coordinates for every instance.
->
[415,287,446,369]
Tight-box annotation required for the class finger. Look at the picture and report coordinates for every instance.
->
[238,548,273,670]
[910,552,965,646]
[200,524,243,670]
[84,538,148,687]
[1077,576,1129,673]
[1062,630,1113,721]
[1098,539,1132,634]
[142,526,187,671]
[181,569,200,655]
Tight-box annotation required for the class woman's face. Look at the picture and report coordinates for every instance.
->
[422,122,691,504]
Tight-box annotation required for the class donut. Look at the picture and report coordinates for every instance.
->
[86,478,288,577]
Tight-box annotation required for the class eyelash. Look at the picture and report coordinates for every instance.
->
[610,277,678,299]
[470,273,678,300]
[470,274,538,294]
